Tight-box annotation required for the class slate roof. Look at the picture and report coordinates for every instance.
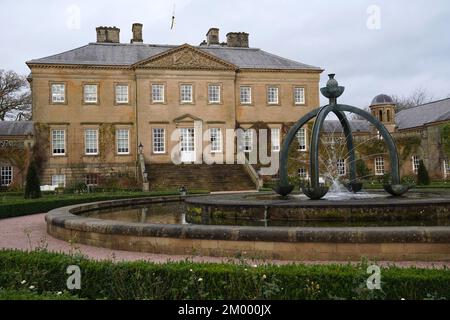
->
[0,121,33,136]
[396,98,450,130]
[27,43,321,71]
[322,120,371,133]
[324,98,450,132]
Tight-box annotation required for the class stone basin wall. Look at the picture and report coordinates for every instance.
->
[185,195,450,222]
[46,195,450,261]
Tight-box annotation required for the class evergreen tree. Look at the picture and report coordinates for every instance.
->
[416,160,430,185]
[24,160,41,199]
[356,158,371,180]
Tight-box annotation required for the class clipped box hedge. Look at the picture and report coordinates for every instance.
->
[0,250,449,300]
[0,190,207,220]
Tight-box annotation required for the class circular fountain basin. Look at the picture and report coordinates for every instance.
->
[185,191,450,222]
[46,192,450,261]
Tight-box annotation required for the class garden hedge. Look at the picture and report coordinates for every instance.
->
[0,190,207,220]
[0,250,449,300]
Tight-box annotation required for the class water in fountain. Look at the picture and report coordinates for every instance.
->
[314,113,386,200]
[323,178,383,200]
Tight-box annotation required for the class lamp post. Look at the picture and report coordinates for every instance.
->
[138,142,144,155]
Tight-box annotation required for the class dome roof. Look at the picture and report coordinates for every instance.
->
[371,94,394,106]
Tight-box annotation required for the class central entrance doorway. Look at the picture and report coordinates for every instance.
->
[180,127,195,163]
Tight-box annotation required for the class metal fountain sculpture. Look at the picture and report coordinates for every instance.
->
[274,74,410,199]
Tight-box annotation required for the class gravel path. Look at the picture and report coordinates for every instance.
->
[1,213,450,268]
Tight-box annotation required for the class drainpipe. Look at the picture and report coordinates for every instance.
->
[134,73,140,182]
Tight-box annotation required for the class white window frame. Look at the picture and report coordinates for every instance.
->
[240,86,252,105]
[374,157,385,176]
[152,128,166,154]
[51,174,66,187]
[83,84,98,103]
[241,130,253,153]
[84,129,99,155]
[271,128,280,152]
[208,84,221,104]
[116,129,130,155]
[337,159,346,176]
[180,84,193,103]
[267,86,279,105]
[51,83,65,103]
[51,129,66,156]
[1,166,13,186]
[210,128,222,153]
[85,173,99,186]
[298,167,308,179]
[296,128,307,151]
[152,84,165,103]
[115,85,129,104]
[412,155,420,174]
[294,87,305,105]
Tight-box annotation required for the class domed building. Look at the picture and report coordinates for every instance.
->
[369,94,396,133]
[321,94,450,180]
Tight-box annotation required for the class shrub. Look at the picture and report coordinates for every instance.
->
[64,180,88,194]
[417,160,430,185]
[382,172,391,184]
[262,178,277,190]
[0,250,449,300]
[97,175,140,192]
[356,159,371,180]
[401,175,417,185]
[0,288,79,300]
[24,160,41,199]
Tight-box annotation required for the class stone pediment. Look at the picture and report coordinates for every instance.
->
[173,113,202,123]
[134,44,236,71]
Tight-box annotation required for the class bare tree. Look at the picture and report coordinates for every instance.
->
[390,87,434,112]
[0,69,32,121]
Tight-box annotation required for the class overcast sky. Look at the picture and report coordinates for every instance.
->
[1,0,449,107]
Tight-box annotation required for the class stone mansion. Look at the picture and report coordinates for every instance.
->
[0,23,449,191]
[24,24,322,190]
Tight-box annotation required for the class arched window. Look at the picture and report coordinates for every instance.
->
[387,109,391,122]
[379,110,383,122]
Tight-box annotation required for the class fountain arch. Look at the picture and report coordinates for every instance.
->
[274,74,410,199]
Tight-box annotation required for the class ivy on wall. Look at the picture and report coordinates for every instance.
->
[283,122,311,178]
[353,134,422,164]
[99,123,115,162]
[395,135,421,162]
[32,123,50,174]
[355,138,385,156]
[441,124,450,158]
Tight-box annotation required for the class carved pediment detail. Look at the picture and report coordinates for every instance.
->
[135,45,236,70]
[173,113,202,123]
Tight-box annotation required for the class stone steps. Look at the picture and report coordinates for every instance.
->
[147,163,256,192]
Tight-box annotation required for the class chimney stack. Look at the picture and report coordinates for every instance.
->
[131,23,143,43]
[226,32,249,48]
[96,26,120,43]
[206,28,220,45]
